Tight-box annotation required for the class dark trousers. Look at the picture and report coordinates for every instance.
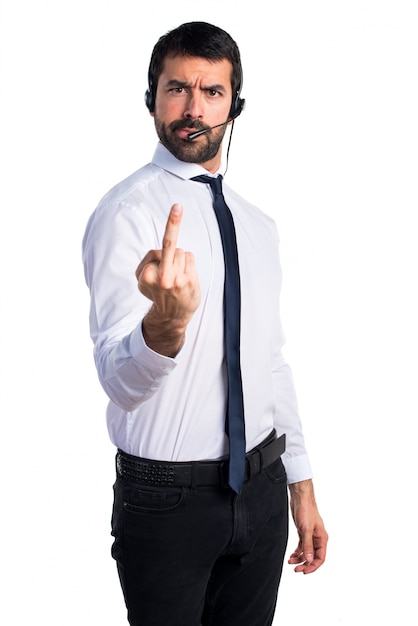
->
[111,454,289,626]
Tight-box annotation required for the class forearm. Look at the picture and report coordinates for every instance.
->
[288,478,319,519]
[288,478,316,500]
[94,321,178,411]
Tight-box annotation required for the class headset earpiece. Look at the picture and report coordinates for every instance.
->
[229,62,245,120]
[230,93,245,120]
[144,83,155,112]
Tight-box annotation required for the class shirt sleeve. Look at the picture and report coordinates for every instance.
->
[270,223,313,485]
[272,352,313,484]
[82,194,178,411]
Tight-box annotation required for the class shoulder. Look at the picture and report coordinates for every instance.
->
[82,163,165,257]
[95,163,162,214]
[83,163,166,234]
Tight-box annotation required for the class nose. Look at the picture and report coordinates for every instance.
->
[184,91,204,120]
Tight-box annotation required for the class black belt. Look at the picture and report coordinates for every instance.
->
[116,431,285,488]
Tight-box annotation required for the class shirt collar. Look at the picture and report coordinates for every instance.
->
[151,142,224,180]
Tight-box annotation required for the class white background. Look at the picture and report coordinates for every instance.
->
[1,1,417,624]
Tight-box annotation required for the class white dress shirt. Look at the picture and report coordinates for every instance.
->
[82,143,312,484]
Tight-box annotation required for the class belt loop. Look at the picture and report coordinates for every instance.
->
[190,462,198,491]
[247,448,261,480]
[116,450,122,477]
[219,462,228,488]
[258,446,264,472]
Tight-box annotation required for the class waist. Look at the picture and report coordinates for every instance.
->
[116,430,286,489]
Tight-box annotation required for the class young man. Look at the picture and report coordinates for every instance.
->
[83,21,328,626]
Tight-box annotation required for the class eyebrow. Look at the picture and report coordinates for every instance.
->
[164,79,227,93]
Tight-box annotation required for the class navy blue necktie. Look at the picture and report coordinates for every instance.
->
[192,174,246,493]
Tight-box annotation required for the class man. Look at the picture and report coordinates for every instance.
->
[83,21,328,626]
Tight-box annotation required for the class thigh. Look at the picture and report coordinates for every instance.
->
[202,459,289,626]
[111,478,234,626]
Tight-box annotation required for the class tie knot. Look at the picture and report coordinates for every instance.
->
[191,174,223,196]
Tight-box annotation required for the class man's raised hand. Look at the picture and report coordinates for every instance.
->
[135,204,201,357]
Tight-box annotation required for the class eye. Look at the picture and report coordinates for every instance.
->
[169,86,186,94]
[207,89,220,97]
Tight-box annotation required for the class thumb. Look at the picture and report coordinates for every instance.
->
[301,532,314,563]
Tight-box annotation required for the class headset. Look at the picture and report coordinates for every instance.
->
[144,63,245,121]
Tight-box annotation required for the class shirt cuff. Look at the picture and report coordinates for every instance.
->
[282,453,313,485]
[129,322,179,374]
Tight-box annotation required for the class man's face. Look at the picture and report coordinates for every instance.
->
[152,55,234,172]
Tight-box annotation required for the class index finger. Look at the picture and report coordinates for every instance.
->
[160,203,183,269]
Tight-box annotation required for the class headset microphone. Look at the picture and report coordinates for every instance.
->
[187,120,231,141]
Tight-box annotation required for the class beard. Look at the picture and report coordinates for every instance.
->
[154,116,227,164]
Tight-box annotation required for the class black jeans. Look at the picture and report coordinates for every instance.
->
[111,455,288,626]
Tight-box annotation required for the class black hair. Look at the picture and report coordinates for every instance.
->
[145,22,243,114]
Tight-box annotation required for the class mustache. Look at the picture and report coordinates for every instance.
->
[169,119,211,133]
